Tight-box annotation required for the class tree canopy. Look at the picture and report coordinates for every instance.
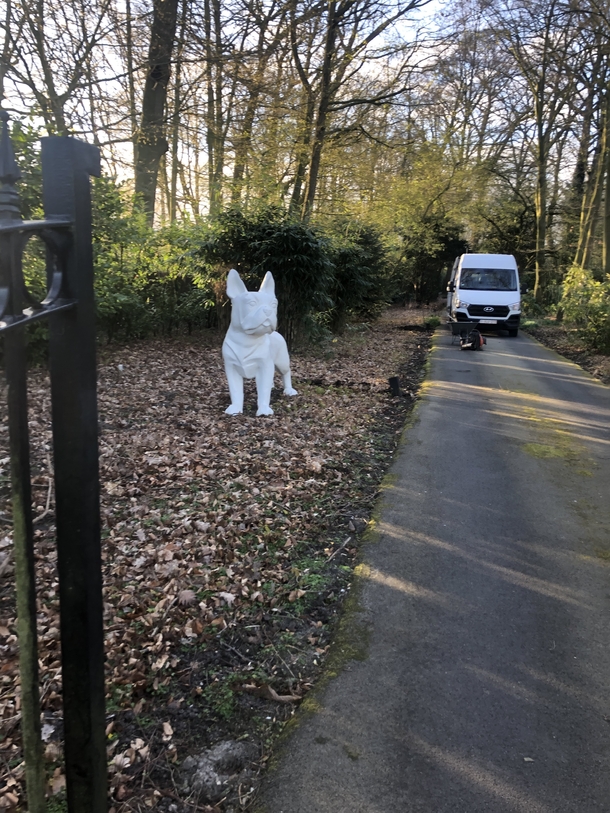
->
[2,0,610,332]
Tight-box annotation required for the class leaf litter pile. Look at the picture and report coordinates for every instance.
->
[523,322,610,385]
[0,309,433,811]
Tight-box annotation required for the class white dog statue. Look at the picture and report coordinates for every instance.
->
[222,268,298,416]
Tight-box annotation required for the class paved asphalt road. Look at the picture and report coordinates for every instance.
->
[258,329,610,813]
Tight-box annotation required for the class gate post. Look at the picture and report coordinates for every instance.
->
[1,115,107,811]
[41,137,107,812]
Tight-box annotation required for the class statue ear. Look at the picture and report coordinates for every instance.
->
[227,268,247,299]
[259,271,275,296]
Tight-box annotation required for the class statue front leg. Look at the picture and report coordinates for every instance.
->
[281,370,298,397]
[224,363,244,414]
[255,360,275,416]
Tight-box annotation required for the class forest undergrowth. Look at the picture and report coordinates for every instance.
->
[524,320,610,385]
[0,307,435,812]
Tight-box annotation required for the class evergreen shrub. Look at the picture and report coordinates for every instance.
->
[325,222,389,333]
[392,213,467,304]
[92,183,216,341]
[561,266,610,353]
[17,160,391,351]
[190,206,335,347]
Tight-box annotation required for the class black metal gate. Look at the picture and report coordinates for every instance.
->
[0,111,106,811]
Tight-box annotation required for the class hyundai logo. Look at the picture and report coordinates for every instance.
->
[483,307,494,312]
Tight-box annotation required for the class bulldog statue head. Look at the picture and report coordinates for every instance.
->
[222,269,297,416]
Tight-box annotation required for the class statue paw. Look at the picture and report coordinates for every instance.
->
[284,388,298,396]
[225,404,243,415]
[256,406,274,416]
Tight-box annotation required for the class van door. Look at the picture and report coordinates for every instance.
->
[447,257,460,313]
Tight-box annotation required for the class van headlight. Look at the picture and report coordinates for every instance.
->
[509,302,520,311]
[456,300,470,308]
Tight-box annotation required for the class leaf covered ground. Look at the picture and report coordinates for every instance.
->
[524,320,610,385]
[0,308,434,812]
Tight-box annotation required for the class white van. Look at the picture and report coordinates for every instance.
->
[447,253,522,337]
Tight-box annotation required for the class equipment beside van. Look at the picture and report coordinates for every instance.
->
[447,253,521,337]
[460,328,485,351]
[449,321,486,350]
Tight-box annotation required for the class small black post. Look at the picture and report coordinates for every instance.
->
[41,137,106,813]
[389,376,401,397]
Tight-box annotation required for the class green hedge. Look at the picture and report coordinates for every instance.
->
[16,164,392,354]
[91,198,391,349]
[561,266,610,353]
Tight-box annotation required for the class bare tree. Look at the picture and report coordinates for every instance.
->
[7,0,114,135]
[289,0,432,219]
[488,0,583,299]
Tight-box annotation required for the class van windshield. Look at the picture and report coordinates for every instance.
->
[459,268,517,291]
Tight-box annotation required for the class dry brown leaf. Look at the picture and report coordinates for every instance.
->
[44,742,61,761]
[51,772,66,795]
[113,753,131,771]
[288,589,306,602]
[177,589,197,606]
[115,784,128,800]
[218,591,236,607]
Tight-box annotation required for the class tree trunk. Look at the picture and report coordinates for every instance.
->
[0,0,12,104]
[204,0,218,215]
[603,86,610,278]
[212,0,225,213]
[576,153,604,271]
[126,0,139,164]
[289,88,316,215]
[534,172,546,300]
[533,95,548,301]
[301,1,338,220]
[231,65,267,205]
[170,0,187,222]
[574,99,607,271]
[134,0,179,224]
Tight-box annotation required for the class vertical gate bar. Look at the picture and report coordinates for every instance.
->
[41,137,106,813]
[0,111,46,812]
[4,302,46,813]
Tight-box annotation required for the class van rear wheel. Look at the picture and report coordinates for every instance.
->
[508,328,518,337]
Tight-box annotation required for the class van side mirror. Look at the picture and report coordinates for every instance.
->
[520,285,528,294]
[447,281,455,292]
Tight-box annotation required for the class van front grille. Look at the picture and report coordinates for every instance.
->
[467,305,510,317]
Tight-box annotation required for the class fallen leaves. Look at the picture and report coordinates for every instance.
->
[525,324,610,386]
[50,769,66,795]
[0,308,432,811]
[288,589,306,602]
[218,591,237,607]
